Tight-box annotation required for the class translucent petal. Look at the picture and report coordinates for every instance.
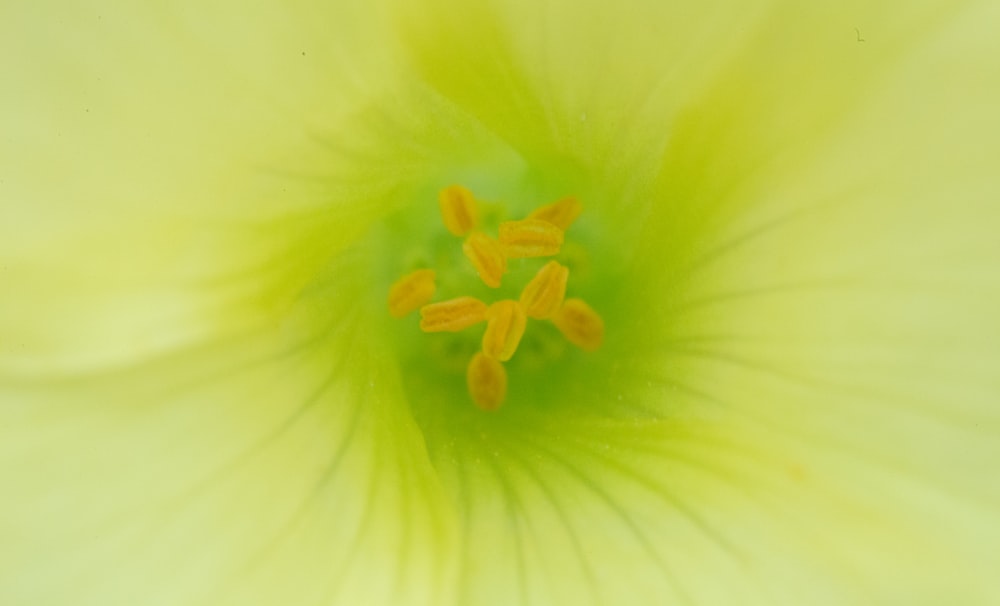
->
[0,0,508,376]
[0,3,479,604]
[610,1,1000,603]
[0,257,459,606]
[5,1,1000,605]
[397,0,775,210]
[401,1,1000,604]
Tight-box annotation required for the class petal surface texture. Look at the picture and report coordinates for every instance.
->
[3,1,1000,606]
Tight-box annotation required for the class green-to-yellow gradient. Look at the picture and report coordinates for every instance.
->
[2,1,999,605]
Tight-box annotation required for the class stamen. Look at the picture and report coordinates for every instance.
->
[462,231,507,288]
[419,297,488,332]
[482,300,528,362]
[467,352,507,411]
[387,269,436,318]
[392,187,601,411]
[498,219,564,258]
[552,298,604,351]
[439,185,478,236]
[519,261,568,319]
[528,196,582,230]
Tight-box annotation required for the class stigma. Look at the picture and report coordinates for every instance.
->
[389,185,604,410]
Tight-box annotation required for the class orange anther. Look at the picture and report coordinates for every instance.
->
[387,269,436,318]
[463,231,507,288]
[439,185,478,236]
[419,297,488,332]
[467,352,507,411]
[552,298,604,351]
[482,300,528,362]
[528,197,582,230]
[498,219,564,258]
[519,261,569,319]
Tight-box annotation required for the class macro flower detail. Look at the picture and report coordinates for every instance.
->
[438,185,479,237]
[3,1,1000,606]
[387,269,437,318]
[462,232,508,288]
[498,219,565,259]
[390,187,603,409]
[519,260,569,319]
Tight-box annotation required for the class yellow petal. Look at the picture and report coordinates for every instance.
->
[5,2,1000,606]
[400,3,1000,605]
[0,261,459,606]
[397,0,773,201]
[0,1,505,375]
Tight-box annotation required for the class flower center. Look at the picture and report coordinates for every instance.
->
[387,186,604,410]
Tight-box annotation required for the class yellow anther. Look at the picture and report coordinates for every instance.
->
[528,196,582,230]
[519,261,569,319]
[467,352,507,411]
[482,300,528,362]
[439,184,478,236]
[419,297,488,333]
[387,269,436,318]
[498,219,564,258]
[552,298,604,352]
[462,231,507,288]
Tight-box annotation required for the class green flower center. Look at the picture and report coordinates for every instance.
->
[380,184,605,411]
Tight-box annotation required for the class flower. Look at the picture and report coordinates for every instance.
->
[2,1,999,605]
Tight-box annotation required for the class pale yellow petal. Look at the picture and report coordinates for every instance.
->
[401,1,1000,604]
[396,0,775,213]
[4,1,1000,605]
[0,258,459,606]
[0,1,509,375]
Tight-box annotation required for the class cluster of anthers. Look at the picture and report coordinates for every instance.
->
[388,185,604,411]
